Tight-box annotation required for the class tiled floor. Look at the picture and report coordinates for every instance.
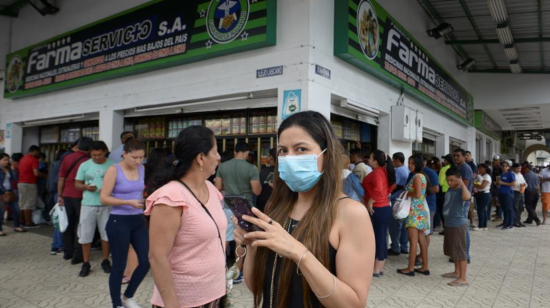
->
[1,209,550,308]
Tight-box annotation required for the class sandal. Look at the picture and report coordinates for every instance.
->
[122,277,131,284]
[414,269,430,276]
[448,281,469,287]
[397,269,415,276]
[14,228,27,233]
[0,232,6,237]
[442,273,458,279]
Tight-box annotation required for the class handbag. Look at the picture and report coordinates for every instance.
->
[392,191,411,219]
[3,191,15,203]
[177,180,234,308]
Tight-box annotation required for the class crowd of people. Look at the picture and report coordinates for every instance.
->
[1,110,549,308]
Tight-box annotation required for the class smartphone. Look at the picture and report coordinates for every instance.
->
[224,195,258,232]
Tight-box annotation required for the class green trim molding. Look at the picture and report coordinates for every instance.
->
[475,110,501,140]
[334,0,474,126]
[4,0,277,99]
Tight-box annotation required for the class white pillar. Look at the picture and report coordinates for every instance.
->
[480,134,488,162]
[466,126,477,159]
[436,134,450,157]
[303,81,331,120]
[4,122,23,155]
[377,113,391,154]
[99,109,124,152]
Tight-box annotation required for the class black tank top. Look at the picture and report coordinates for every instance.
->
[262,218,338,308]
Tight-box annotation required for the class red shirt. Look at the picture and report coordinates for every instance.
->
[18,154,39,184]
[362,167,392,207]
[59,151,89,198]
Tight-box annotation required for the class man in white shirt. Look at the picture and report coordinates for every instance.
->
[350,148,370,184]
[539,165,550,225]
[512,163,527,227]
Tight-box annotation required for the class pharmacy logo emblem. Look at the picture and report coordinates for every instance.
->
[207,0,250,44]
[6,55,23,93]
[356,0,380,60]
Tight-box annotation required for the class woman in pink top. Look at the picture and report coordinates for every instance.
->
[145,126,226,308]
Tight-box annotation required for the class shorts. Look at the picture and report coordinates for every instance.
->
[78,205,110,244]
[444,225,467,261]
[17,183,37,210]
[542,193,550,211]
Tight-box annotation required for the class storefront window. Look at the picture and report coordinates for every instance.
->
[413,138,436,158]
[331,114,377,156]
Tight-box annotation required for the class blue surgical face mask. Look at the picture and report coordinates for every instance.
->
[278,149,326,192]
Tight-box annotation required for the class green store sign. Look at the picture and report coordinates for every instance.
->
[475,110,501,140]
[4,0,277,99]
[334,0,474,125]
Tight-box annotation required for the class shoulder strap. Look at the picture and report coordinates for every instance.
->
[176,179,225,254]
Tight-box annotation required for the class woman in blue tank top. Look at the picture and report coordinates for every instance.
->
[100,139,149,308]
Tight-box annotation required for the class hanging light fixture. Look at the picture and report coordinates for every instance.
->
[510,60,522,74]
[457,59,476,71]
[486,0,509,22]
[503,44,519,60]
[495,22,514,45]
[26,0,59,16]
[427,23,454,39]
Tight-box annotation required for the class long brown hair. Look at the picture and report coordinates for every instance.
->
[251,111,344,308]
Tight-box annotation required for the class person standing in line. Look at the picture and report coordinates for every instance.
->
[473,164,492,230]
[58,137,92,263]
[0,153,26,236]
[233,111,375,308]
[100,139,150,308]
[497,160,516,230]
[422,155,439,249]
[108,132,135,164]
[442,168,471,287]
[257,148,277,212]
[388,152,410,256]
[350,148,370,183]
[18,146,47,228]
[452,149,473,263]
[511,163,527,228]
[539,164,550,225]
[464,151,478,228]
[523,164,541,226]
[437,155,454,235]
[397,155,430,277]
[491,155,504,223]
[75,141,114,277]
[48,149,67,255]
[215,141,261,284]
[363,150,395,277]
[342,155,364,203]
[7,153,23,223]
[146,126,227,308]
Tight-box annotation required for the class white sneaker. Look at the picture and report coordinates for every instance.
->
[472,227,482,231]
[121,296,142,308]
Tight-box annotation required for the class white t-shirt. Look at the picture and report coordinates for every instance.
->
[3,171,11,191]
[476,174,492,193]
[540,168,550,193]
[513,172,527,192]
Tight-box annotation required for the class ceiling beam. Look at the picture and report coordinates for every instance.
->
[538,0,545,71]
[417,0,470,61]
[446,37,550,45]
[0,0,28,18]
[458,0,498,68]
[470,69,550,74]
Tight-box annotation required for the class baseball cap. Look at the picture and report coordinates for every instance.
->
[441,154,453,164]
[503,159,513,166]
[492,154,501,160]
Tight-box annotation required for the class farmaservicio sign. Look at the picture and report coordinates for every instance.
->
[4,0,277,99]
[334,0,474,125]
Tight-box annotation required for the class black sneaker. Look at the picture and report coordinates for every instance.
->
[387,249,400,256]
[101,259,112,274]
[50,248,58,255]
[79,262,91,277]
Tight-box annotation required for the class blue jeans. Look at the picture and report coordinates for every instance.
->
[499,193,514,227]
[0,195,20,231]
[51,193,63,250]
[463,202,471,260]
[389,200,409,253]
[475,193,491,228]
[106,214,150,308]
[371,206,391,260]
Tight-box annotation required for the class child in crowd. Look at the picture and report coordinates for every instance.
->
[442,167,472,287]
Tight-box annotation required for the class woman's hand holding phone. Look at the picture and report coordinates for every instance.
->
[232,216,253,247]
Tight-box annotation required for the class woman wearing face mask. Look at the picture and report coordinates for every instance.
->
[145,126,226,308]
[397,155,430,276]
[496,160,516,230]
[233,111,375,308]
[362,150,395,277]
[0,153,25,236]
[100,139,150,308]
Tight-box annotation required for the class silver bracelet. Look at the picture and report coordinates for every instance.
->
[296,249,309,275]
[315,275,337,299]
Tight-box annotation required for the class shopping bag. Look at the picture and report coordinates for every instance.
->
[51,203,69,233]
[32,209,46,225]
[392,191,411,219]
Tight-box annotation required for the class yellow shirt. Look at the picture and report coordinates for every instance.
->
[439,165,451,193]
